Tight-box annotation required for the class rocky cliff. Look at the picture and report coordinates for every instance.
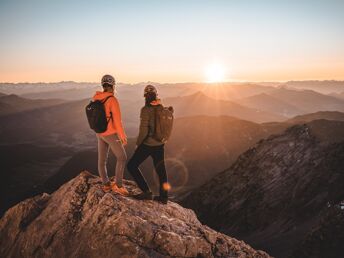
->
[182,120,344,257]
[0,171,270,258]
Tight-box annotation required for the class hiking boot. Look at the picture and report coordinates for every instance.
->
[111,182,129,196]
[102,182,112,193]
[132,191,153,201]
[153,195,168,204]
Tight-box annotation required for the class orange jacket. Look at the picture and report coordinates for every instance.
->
[92,91,126,140]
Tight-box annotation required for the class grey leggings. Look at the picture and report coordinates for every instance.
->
[97,133,127,187]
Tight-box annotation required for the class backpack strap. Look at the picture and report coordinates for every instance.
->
[101,95,114,103]
[153,105,163,139]
[102,95,115,123]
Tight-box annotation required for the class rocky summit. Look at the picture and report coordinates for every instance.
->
[0,171,270,258]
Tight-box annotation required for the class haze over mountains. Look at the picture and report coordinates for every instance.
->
[2,80,344,119]
[0,93,66,116]
[1,80,344,257]
[284,80,344,94]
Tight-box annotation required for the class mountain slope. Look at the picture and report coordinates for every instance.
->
[292,204,344,258]
[0,98,92,146]
[329,91,344,100]
[0,97,144,146]
[0,94,66,116]
[201,83,275,100]
[267,88,344,114]
[236,93,303,117]
[182,120,344,257]
[164,91,285,123]
[0,144,73,216]
[287,111,344,123]
[0,172,270,258]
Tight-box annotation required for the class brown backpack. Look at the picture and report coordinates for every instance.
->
[153,105,174,143]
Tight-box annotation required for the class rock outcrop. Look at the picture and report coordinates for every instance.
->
[0,171,270,258]
[182,120,344,257]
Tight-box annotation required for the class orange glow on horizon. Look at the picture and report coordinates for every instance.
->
[1,61,344,84]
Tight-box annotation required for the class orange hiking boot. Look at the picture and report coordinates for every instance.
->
[111,182,129,196]
[102,182,112,193]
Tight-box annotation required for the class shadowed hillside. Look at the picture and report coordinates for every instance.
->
[182,120,344,257]
[0,94,66,116]
[0,144,73,216]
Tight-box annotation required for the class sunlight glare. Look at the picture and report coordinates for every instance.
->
[205,63,226,83]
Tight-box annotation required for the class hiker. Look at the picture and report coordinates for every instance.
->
[88,74,128,195]
[127,84,173,204]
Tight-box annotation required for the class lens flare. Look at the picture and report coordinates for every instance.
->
[162,182,171,191]
[152,158,189,193]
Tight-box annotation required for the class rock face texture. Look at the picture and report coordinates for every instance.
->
[182,120,344,258]
[0,171,270,258]
[291,204,344,258]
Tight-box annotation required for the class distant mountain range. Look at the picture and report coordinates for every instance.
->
[1,80,344,99]
[284,80,344,94]
[236,93,302,117]
[164,91,285,123]
[0,97,94,146]
[267,87,344,114]
[0,93,66,116]
[234,87,344,118]
[329,91,344,100]
[0,90,294,146]
[287,111,344,123]
[2,81,344,121]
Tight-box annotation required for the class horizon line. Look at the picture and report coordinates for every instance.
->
[1,79,344,85]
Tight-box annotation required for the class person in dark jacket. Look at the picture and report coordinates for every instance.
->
[127,85,169,204]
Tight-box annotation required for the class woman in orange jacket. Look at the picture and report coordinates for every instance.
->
[93,75,128,195]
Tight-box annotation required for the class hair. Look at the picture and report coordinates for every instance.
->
[102,82,113,88]
[145,92,157,106]
[102,83,115,93]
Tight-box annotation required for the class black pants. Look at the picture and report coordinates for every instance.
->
[127,144,168,198]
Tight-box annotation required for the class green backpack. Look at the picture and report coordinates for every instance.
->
[154,105,174,143]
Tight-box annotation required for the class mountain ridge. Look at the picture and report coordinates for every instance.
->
[182,119,344,257]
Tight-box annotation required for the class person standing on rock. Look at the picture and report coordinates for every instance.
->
[127,85,173,204]
[89,74,129,196]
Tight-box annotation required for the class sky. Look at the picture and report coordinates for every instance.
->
[0,0,343,83]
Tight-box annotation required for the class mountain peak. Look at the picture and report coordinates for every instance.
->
[182,120,344,257]
[0,171,270,258]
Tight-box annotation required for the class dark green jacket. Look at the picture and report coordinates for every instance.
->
[136,105,164,146]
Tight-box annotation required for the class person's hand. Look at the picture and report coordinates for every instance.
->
[135,145,138,149]
[121,137,127,146]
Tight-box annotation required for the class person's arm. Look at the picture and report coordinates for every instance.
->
[110,97,127,144]
[136,107,149,146]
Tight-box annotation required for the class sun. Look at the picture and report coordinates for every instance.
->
[204,63,226,83]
